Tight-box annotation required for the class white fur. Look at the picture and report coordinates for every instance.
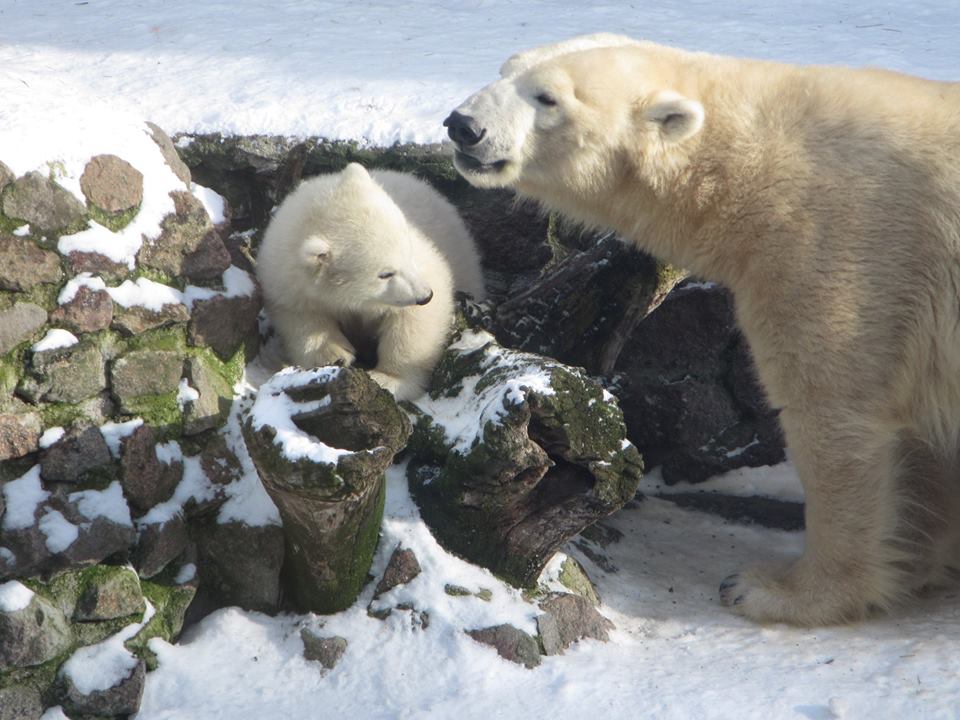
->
[257,163,485,401]
[447,35,960,626]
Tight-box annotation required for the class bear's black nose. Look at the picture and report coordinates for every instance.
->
[443,111,486,147]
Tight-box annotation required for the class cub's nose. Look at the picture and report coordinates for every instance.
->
[443,111,486,147]
[416,290,434,306]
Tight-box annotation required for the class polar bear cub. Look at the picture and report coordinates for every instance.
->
[257,163,485,400]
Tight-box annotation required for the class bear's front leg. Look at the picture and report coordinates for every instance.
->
[273,312,357,369]
[369,305,450,402]
[719,407,912,625]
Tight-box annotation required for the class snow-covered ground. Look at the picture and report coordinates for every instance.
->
[3,1,960,718]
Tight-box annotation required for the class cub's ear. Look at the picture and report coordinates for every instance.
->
[643,90,704,144]
[301,235,331,267]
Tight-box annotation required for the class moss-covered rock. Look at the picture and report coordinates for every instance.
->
[408,331,643,587]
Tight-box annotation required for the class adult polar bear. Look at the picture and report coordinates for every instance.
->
[444,34,960,626]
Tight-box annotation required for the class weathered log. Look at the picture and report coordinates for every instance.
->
[242,367,411,613]
[407,331,643,587]
[492,233,687,376]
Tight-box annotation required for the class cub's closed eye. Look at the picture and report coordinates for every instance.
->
[378,271,395,279]
[535,92,557,107]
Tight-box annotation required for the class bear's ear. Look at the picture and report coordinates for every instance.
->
[643,91,704,144]
[301,235,331,267]
[340,162,372,185]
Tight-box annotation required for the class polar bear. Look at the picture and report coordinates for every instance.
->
[444,34,960,625]
[257,163,485,401]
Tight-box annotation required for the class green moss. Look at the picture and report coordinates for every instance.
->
[88,202,140,233]
[444,584,472,597]
[188,343,245,389]
[38,402,86,430]
[0,350,23,403]
[121,391,182,438]
[121,325,188,354]
[21,282,61,314]
[126,580,196,671]
[0,213,25,234]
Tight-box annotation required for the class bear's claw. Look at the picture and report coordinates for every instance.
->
[719,574,744,606]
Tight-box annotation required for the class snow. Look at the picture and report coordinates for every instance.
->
[4,1,960,718]
[1,465,50,531]
[413,331,562,453]
[100,418,144,458]
[2,0,957,145]
[249,366,353,466]
[106,277,185,312]
[216,393,281,527]
[69,482,134,527]
[38,510,79,554]
[641,463,808,504]
[155,440,184,466]
[61,599,155,695]
[182,265,257,310]
[174,563,197,585]
[191,183,226,225]
[32,329,79,352]
[176,378,199,409]
[137,455,216,526]
[138,465,960,720]
[0,580,35,613]
[57,273,108,305]
[38,426,66,449]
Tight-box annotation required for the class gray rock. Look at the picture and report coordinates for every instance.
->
[80,154,144,213]
[557,555,601,605]
[58,514,137,569]
[74,565,145,621]
[62,657,146,717]
[65,250,130,282]
[0,591,74,669]
[0,685,42,720]
[0,525,52,581]
[0,160,14,191]
[467,624,541,669]
[0,236,63,291]
[198,433,242,488]
[373,546,422,598]
[138,190,216,276]
[111,302,190,336]
[0,411,41,461]
[188,291,261,361]
[132,513,189,579]
[49,285,113,333]
[39,424,113,483]
[0,302,47,355]
[182,229,232,281]
[119,424,181,511]
[191,518,284,614]
[146,122,192,186]
[110,349,184,409]
[300,629,348,670]
[536,592,614,656]
[1,171,86,234]
[18,340,106,404]
[243,367,411,614]
[182,356,232,435]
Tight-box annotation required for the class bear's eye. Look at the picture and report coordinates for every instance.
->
[535,92,558,107]
[378,271,395,280]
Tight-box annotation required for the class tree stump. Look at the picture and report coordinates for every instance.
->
[407,331,643,587]
[243,367,411,613]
